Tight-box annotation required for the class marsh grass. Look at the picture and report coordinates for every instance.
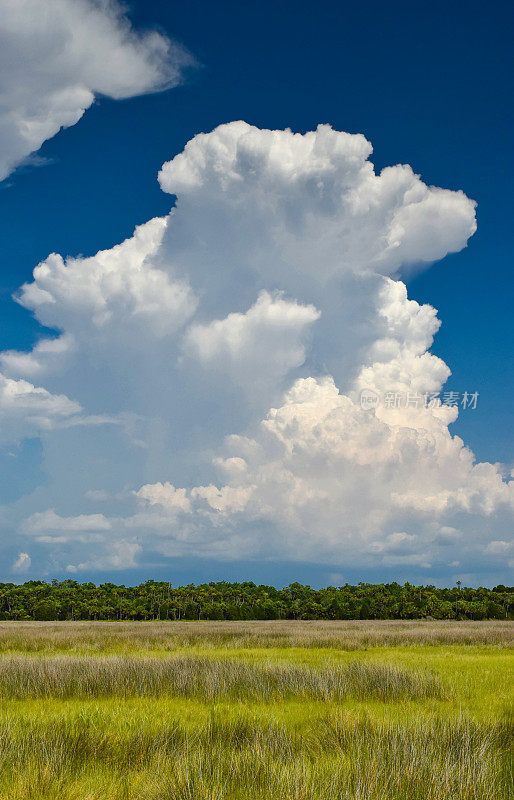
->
[0,655,444,701]
[0,621,511,799]
[0,711,511,800]
[0,620,511,654]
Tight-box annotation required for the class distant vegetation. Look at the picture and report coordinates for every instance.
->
[1,579,512,621]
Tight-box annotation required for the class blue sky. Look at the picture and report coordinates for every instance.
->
[0,0,512,586]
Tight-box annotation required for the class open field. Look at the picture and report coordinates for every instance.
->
[0,619,512,652]
[0,621,512,799]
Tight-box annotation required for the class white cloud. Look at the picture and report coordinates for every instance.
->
[0,372,81,444]
[22,509,111,535]
[5,124,477,419]
[158,122,476,283]
[136,373,513,565]
[2,121,511,580]
[12,551,31,573]
[0,0,192,180]
[356,278,449,396]
[84,489,111,502]
[17,217,197,345]
[434,526,463,545]
[136,483,191,514]
[484,540,513,555]
[66,539,141,573]
[184,290,320,396]
[1,335,74,380]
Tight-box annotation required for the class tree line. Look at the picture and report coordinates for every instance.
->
[0,580,512,621]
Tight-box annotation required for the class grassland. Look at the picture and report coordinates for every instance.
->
[0,621,511,799]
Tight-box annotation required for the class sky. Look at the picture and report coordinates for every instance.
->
[0,0,512,587]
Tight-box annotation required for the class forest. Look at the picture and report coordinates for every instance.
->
[0,580,512,621]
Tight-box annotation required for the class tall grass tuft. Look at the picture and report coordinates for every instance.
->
[0,655,444,701]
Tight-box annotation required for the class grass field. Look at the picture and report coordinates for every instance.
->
[0,621,511,799]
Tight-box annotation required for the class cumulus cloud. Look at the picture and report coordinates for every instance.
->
[21,508,112,544]
[137,483,191,514]
[484,540,513,555]
[22,509,112,536]
[0,0,192,180]
[66,539,141,573]
[355,278,449,396]
[1,335,74,380]
[184,291,320,396]
[483,540,514,570]
[0,372,81,444]
[6,124,477,412]
[136,373,513,565]
[12,551,31,573]
[3,121,511,581]
[158,122,476,284]
[17,217,196,345]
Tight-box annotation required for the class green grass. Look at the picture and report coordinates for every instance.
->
[0,621,511,799]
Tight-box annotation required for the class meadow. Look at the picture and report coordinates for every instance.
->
[0,621,511,799]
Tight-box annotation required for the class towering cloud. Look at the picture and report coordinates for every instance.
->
[3,122,511,582]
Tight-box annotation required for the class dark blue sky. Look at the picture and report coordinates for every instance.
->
[1,0,512,468]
